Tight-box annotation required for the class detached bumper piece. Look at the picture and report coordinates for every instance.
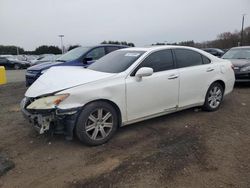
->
[20,98,80,140]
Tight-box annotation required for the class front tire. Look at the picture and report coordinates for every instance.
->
[203,82,224,112]
[76,101,118,146]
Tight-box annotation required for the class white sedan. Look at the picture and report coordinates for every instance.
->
[21,46,235,145]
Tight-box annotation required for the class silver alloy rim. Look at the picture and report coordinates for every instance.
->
[85,108,113,140]
[208,86,222,109]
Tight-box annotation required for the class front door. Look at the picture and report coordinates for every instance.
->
[125,49,179,121]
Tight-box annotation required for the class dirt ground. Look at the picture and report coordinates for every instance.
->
[0,82,250,188]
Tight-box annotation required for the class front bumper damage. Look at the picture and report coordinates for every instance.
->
[20,97,80,140]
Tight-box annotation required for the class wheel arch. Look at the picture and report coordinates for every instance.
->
[211,80,225,92]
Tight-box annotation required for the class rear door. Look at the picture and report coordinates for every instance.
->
[126,49,179,121]
[173,48,218,107]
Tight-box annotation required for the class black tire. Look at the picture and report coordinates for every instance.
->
[14,64,21,70]
[75,101,118,146]
[203,82,224,112]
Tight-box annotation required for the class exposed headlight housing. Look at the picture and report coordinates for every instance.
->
[27,94,69,110]
[240,66,250,72]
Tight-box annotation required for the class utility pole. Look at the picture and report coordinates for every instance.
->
[240,14,246,46]
[58,35,64,54]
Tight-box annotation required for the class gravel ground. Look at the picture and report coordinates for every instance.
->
[0,82,250,188]
[6,70,26,83]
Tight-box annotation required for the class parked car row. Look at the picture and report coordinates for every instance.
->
[21,45,235,146]
[29,54,63,66]
[202,48,225,57]
[0,54,61,70]
[25,44,127,86]
[0,55,30,69]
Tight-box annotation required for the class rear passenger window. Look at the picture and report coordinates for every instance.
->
[202,56,211,64]
[175,49,203,68]
[133,49,174,74]
[106,46,120,54]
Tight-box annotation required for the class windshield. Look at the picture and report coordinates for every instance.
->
[57,47,90,62]
[222,48,250,59]
[216,49,225,53]
[39,55,55,61]
[88,50,145,73]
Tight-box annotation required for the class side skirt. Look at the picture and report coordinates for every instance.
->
[122,102,203,127]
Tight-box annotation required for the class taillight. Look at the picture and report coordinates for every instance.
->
[231,64,234,70]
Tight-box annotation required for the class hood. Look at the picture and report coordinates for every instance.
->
[25,66,115,98]
[28,61,64,71]
[229,59,250,68]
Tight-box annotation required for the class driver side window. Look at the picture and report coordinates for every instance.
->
[86,47,105,60]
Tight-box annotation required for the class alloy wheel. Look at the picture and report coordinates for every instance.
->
[208,86,223,109]
[85,108,113,140]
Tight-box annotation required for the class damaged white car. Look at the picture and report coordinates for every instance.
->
[21,46,235,146]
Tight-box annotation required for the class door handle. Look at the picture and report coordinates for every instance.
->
[206,67,214,72]
[168,74,179,80]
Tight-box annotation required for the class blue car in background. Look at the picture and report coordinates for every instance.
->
[26,44,128,86]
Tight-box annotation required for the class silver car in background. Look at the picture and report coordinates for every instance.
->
[222,46,250,82]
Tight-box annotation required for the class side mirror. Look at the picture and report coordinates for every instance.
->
[135,67,153,81]
[83,57,93,64]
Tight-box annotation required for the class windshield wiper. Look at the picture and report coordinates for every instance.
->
[56,59,66,62]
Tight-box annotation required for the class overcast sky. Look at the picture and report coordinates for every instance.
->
[0,0,250,50]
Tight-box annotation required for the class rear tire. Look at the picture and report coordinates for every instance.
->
[14,64,21,70]
[203,82,224,112]
[76,101,118,146]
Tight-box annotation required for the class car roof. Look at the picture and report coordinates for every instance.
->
[203,48,221,50]
[231,46,250,50]
[86,44,129,48]
[120,45,224,62]
[120,45,204,52]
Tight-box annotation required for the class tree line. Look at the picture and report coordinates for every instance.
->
[152,26,250,49]
[0,45,62,55]
[198,26,250,49]
[101,41,135,47]
[0,27,249,55]
[0,45,25,55]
